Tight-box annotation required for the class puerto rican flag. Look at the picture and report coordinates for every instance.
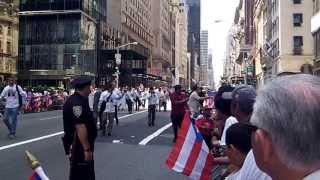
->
[166,112,213,180]
[29,167,50,180]
[29,172,41,180]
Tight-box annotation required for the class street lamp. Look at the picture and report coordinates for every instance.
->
[114,42,138,88]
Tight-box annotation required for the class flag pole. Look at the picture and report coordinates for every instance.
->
[25,150,50,180]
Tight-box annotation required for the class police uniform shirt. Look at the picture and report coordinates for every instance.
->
[63,92,97,155]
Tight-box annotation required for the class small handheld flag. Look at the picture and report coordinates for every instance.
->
[26,151,50,180]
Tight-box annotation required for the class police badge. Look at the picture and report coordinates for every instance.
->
[73,106,82,118]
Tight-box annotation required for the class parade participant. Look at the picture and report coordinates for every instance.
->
[158,88,165,112]
[98,83,121,136]
[187,85,209,118]
[251,75,320,180]
[147,87,158,127]
[169,85,189,143]
[125,87,134,114]
[62,76,97,180]
[113,84,123,125]
[0,76,26,138]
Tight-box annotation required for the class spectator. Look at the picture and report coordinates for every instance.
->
[147,87,158,127]
[229,85,271,180]
[250,74,320,180]
[224,123,256,180]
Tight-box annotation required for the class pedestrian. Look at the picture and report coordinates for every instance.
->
[113,85,123,125]
[62,76,97,180]
[93,86,102,129]
[250,74,320,180]
[169,85,189,143]
[125,88,134,114]
[228,85,271,180]
[0,76,26,138]
[134,87,141,111]
[98,83,120,136]
[147,87,158,127]
[187,85,209,118]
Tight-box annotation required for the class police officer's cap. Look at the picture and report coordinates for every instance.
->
[71,76,92,89]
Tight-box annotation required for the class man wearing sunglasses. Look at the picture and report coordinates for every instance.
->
[250,74,320,180]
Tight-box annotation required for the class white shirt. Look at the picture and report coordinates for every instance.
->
[220,116,238,145]
[148,92,159,106]
[226,170,240,180]
[235,150,271,180]
[0,85,26,108]
[98,90,120,113]
[188,91,202,114]
[88,90,95,111]
[112,88,122,106]
[304,169,320,180]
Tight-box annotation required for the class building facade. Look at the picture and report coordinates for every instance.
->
[312,0,320,75]
[270,0,314,76]
[118,0,154,87]
[18,0,99,88]
[207,53,215,89]
[200,30,208,86]
[151,0,172,84]
[185,0,201,84]
[172,0,188,87]
[0,0,18,82]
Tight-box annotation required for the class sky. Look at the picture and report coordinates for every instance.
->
[201,0,240,86]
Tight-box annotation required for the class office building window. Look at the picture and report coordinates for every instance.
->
[293,36,303,55]
[293,13,303,27]
[294,36,303,47]
[7,41,11,54]
[293,0,301,4]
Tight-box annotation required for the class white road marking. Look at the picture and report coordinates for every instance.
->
[0,111,147,151]
[138,123,172,146]
[39,116,62,121]
[0,132,64,151]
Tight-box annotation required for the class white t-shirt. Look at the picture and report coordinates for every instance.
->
[235,150,271,180]
[0,85,26,108]
[99,90,120,113]
[304,169,320,180]
[187,91,202,114]
[220,116,238,145]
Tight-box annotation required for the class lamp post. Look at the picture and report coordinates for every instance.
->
[114,42,138,88]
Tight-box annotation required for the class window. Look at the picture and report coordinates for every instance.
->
[7,25,11,35]
[294,36,303,47]
[293,0,301,4]
[293,13,303,27]
[0,25,2,34]
[6,41,11,54]
[0,40,2,52]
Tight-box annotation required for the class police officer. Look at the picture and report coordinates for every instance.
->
[62,76,97,180]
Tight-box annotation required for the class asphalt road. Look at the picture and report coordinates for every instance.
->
[0,108,188,180]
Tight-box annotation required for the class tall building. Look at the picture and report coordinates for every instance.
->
[0,0,18,82]
[95,0,154,87]
[200,30,208,85]
[269,0,314,76]
[151,0,173,85]
[172,0,188,87]
[207,53,215,89]
[18,0,99,88]
[312,0,320,76]
[185,0,200,83]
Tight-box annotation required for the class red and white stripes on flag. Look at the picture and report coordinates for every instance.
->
[166,112,213,180]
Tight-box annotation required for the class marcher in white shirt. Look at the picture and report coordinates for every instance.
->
[0,77,26,138]
[98,83,120,136]
[113,87,122,125]
[187,85,209,118]
[147,87,158,127]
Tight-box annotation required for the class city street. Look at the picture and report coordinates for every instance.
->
[0,109,187,180]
